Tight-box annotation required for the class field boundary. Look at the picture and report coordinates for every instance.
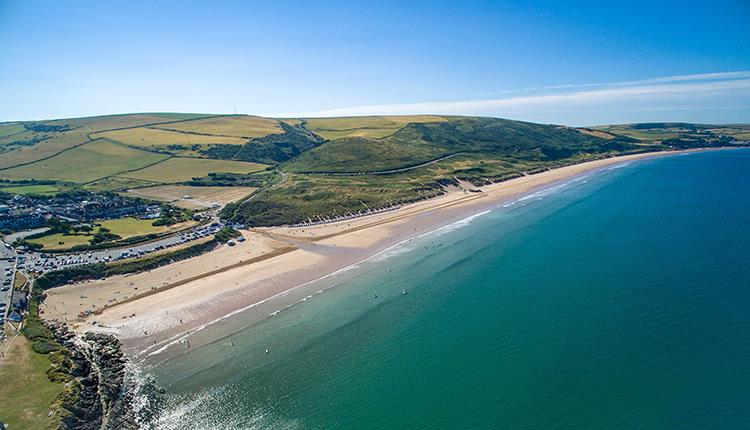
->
[0,115,229,172]
[0,137,97,172]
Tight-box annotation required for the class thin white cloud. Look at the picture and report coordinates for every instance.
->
[466,71,750,98]
[283,71,750,120]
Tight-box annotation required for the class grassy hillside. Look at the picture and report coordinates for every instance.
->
[201,122,323,164]
[285,117,638,173]
[0,335,64,430]
[1,113,745,226]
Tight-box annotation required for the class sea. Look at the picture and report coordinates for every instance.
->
[135,148,750,429]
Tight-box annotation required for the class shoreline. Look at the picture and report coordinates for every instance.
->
[41,149,714,360]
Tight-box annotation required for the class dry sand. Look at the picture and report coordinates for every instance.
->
[41,150,693,356]
[42,232,290,324]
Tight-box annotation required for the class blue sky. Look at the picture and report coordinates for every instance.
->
[1,0,748,125]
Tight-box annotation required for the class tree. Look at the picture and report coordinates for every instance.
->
[47,217,71,234]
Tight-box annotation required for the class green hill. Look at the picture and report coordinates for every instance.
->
[1,113,747,226]
[284,117,638,173]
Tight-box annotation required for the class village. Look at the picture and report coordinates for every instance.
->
[0,191,161,231]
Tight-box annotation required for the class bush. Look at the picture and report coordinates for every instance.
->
[22,317,52,340]
[48,368,71,383]
[90,231,120,244]
[32,340,59,354]
[152,217,176,227]
[214,227,241,243]
[22,324,47,340]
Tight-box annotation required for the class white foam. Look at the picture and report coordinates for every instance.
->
[144,262,367,357]
[501,175,589,208]
[420,209,492,237]
[145,384,296,430]
[607,161,632,170]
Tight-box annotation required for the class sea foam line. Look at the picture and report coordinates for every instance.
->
[143,208,494,357]
[501,173,591,208]
[607,161,632,170]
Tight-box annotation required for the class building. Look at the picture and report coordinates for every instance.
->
[0,209,47,230]
[7,310,23,323]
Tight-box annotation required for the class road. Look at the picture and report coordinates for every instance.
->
[0,245,17,338]
[242,169,288,203]
[297,152,468,176]
[2,227,51,244]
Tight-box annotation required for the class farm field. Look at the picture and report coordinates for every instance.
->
[119,157,268,183]
[50,112,214,131]
[593,126,680,141]
[95,127,247,149]
[125,185,257,209]
[152,115,284,138]
[303,115,448,140]
[593,123,750,145]
[0,131,92,169]
[83,176,158,192]
[0,122,25,137]
[0,184,60,195]
[0,140,169,183]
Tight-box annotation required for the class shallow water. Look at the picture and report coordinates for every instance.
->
[144,149,750,429]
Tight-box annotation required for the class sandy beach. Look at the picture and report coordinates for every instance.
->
[41,150,695,357]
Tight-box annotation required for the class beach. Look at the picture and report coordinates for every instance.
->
[41,150,696,357]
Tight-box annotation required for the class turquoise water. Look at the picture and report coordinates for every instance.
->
[146,149,750,429]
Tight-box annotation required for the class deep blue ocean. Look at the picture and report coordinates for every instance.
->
[147,149,750,429]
